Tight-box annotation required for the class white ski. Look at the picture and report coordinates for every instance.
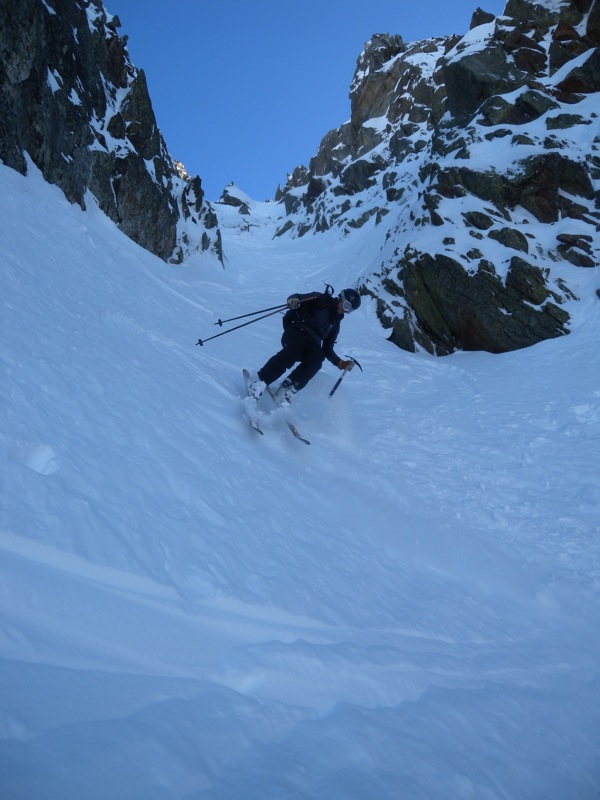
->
[242,369,264,436]
[266,386,310,446]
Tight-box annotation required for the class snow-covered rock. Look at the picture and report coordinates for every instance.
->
[273,0,600,354]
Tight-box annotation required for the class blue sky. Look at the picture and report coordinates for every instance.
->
[109,1,506,200]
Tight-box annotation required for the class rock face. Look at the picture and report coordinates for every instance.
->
[273,0,600,354]
[0,0,222,263]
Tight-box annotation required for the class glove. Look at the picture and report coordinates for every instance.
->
[338,359,354,371]
[287,296,301,310]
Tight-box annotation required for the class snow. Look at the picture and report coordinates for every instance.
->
[536,0,570,12]
[40,0,57,15]
[1,160,599,799]
[363,115,389,133]
[445,21,496,63]
[67,87,81,106]
[46,68,62,94]
[542,45,599,85]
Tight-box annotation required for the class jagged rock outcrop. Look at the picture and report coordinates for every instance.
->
[384,250,571,355]
[272,0,599,355]
[0,0,222,264]
[220,184,251,215]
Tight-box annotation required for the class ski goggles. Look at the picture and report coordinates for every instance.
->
[340,292,355,314]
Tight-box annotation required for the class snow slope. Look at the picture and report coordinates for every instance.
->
[1,161,599,798]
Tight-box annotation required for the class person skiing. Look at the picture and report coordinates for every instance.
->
[247,287,361,404]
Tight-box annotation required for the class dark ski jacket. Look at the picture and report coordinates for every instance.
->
[283,292,343,366]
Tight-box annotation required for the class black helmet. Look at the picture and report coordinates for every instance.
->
[340,288,361,313]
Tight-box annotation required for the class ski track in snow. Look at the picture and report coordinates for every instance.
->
[1,163,600,798]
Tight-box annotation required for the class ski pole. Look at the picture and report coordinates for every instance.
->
[197,295,320,346]
[196,307,284,346]
[328,356,363,398]
[214,303,288,327]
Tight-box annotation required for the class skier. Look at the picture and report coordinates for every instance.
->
[247,288,361,404]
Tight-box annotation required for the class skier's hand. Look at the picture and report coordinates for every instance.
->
[338,359,354,371]
[287,296,301,310]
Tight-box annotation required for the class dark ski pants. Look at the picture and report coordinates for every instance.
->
[258,326,324,390]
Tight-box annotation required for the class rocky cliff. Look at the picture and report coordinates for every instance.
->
[0,0,222,264]
[2,0,598,351]
[274,0,600,354]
